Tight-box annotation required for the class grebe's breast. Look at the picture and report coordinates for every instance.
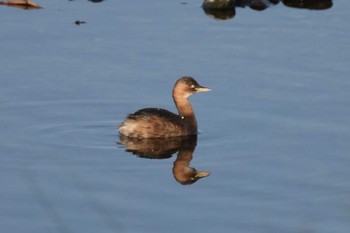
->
[118,108,194,138]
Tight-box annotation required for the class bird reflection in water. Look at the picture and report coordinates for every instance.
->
[202,0,333,20]
[118,135,210,185]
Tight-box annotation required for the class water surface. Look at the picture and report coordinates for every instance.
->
[1,1,350,233]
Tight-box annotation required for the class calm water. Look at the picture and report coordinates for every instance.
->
[1,1,350,233]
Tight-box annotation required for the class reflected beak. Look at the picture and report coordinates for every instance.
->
[195,171,211,178]
[195,86,211,92]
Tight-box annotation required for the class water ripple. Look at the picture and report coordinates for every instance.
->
[2,99,128,150]
[26,120,117,150]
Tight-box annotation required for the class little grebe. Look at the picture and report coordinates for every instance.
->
[118,76,211,138]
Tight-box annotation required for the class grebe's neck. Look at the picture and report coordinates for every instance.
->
[173,92,198,133]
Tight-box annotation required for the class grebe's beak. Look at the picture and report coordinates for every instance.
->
[195,86,211,92]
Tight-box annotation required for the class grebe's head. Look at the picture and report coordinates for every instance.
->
[173,76,211,98]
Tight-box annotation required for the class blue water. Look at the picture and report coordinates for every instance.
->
[1,1,350,233]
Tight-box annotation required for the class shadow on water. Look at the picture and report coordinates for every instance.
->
[202,0,333,20]
[118,135,210,185]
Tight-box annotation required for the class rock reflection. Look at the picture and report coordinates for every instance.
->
[202,0,332,20]
[283,0,332,10]
[203,7,236,20]
[202,0,235,20]
[118,135,210,185]
[235,0,279,9]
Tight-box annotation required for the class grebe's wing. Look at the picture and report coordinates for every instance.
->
[118,108,193,138]
[127,108,182,123]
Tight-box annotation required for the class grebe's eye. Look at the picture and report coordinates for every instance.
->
[190,85,195,89]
